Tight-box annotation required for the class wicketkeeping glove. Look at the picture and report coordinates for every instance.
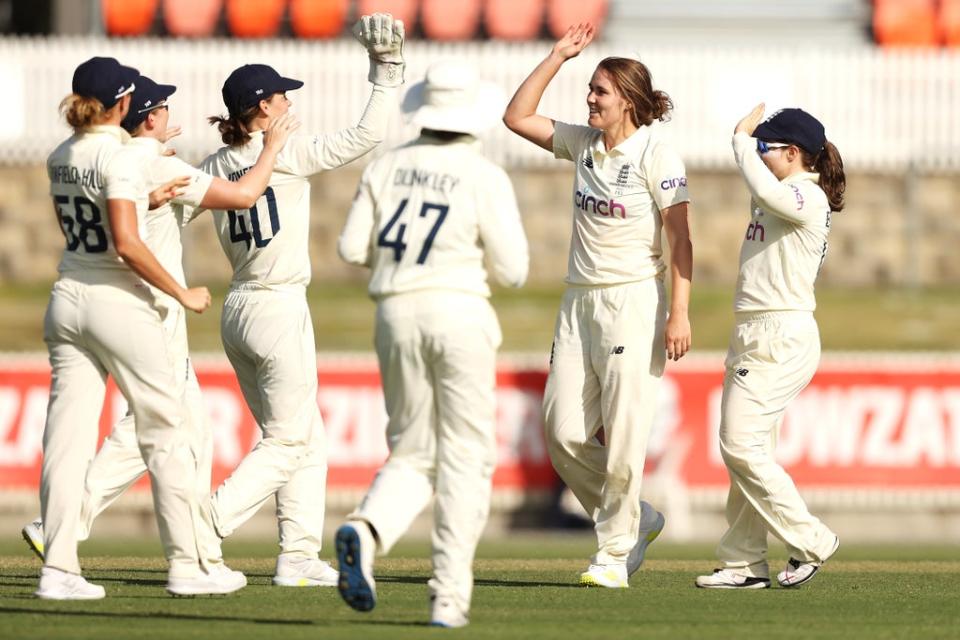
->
[352,12,405,88]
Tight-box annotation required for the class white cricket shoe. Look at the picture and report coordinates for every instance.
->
[273,555,338,587]
[429,595,469,628]
[696,568,771,589]
[22,518,44,560]
[777,535,840,588]
[335,521,377,611]
[627,501,665,576]
[166,563,247,596]
[35,566,105,600]
[579,563,628,588]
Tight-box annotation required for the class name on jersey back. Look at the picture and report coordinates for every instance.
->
[394,168,459,194]
[49,165,103,189]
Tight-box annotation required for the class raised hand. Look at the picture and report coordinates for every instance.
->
[553,23,596,61]
[148,176,190,209]
[352,12,406,87]
[263,113,301,154]
[735,103,766,136]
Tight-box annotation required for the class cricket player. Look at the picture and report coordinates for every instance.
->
[39,57,222,599]
[22,75,297,588]
[188,13,405,587]
[696,106,844,589]
[503,24,693,588]
[334,60,529,628]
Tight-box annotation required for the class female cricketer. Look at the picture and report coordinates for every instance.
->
[696,105,845,589]
[334,59,528,627]
[503,24,693,588]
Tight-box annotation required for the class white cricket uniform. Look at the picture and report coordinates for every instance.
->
[542,121,689,566]
[194,86,395,558]
[42,125,204,578]
[716,132,837,577]
[338,133,528,614]
[76,138,217,560]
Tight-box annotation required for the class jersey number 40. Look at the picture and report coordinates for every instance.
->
[377,198,448,264]
[228,186,280,249]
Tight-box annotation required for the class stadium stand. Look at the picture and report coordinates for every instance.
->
[290,0,349,38]
[546,0,609,39]
[485,0,545,40]
[162,0,221,37]
[873,0,938,47]
[420,0,482,41]
[225,0,286,38]
[940,0,960,46]
[357,0,418,31]
[103,0,158,36]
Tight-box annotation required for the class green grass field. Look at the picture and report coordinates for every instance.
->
[1,536,958,639]
[2,283,960,353]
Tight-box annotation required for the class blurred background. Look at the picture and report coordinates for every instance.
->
[0,0,958,546]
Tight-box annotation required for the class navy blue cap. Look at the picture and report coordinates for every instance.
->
[221,64,303,116]
[72,57,139,109]
[753,108,826,156]
[121,75,176,132]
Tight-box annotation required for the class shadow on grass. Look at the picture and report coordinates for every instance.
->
[0,605,314,625]
[377,574,580,589]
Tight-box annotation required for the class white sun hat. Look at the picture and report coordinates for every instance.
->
[401,60,506,136]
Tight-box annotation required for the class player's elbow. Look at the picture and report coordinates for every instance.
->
[337,237,369,267]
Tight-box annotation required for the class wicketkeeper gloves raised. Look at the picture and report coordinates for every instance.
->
[352,13,405,88]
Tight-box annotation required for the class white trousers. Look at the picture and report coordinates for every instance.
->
[542,277,666,565]
[41,276,202,576]
[350,291,500,615]
[211,287,327,557]
[717,311,837,576]
[74,301,218,565]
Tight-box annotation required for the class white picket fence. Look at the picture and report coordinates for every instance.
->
[1,36,959,171]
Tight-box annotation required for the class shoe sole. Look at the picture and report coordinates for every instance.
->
[695,580,770,590]
[578,574,627,588]
[272,576,338,587]
[22,528,44,561]
[778,536,840,588]
[628,512,665,576]
[166,578,246,597]
[336,526,376,612]
[35,590,105,600]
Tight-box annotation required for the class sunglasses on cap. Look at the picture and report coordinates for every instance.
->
[757,140,792,154]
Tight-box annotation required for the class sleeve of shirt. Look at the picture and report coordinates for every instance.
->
[281,86,396,176]
[552,122,594,162]
[157,156,214,208]
[732,132,825,225]
[477,165,529,288]
[647,141,691,211]
[103,147,142,201]
[179,156,215,226]
[337,164,377,268]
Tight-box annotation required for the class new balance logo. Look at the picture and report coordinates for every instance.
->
[611,346,625,355]
[736,368,749,377]
[582,155,594,169]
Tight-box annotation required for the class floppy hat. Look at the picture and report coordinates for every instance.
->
[121,75,176,132]
[221,64,303,116]
[753,108,826,156]
[401,61,505,136]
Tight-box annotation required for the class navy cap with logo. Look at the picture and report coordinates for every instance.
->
[221,64,303,116]
[121,75,177,133]
[72,57,139,110]
[753,108,826,156]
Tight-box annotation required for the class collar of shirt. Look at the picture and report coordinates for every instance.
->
[127,136,164,156]
[83,124,130,144]
[589,125,651,169]
[784,170,820,185]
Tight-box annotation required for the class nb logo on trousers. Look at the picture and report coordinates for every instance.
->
[610,346,625,355]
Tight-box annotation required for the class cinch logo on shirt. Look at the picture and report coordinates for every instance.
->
[575,190,626,219]
[660,176,687,190]
[746,220,765,242]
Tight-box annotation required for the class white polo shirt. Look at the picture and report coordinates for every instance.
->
[553,121,690,286]
[731,132,832,313]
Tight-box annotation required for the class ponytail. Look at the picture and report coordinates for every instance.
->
[811,141,846,212]
[596,57,674,127]
[59,94,106,133]
[207,104,260,146]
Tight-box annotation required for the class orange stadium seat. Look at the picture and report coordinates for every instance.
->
[421,0,482,41]
[873,0,938,47]
[546,0,608,39]
[290,0,348,38]
[940,0,960,46]
[485,0,545,40]
[163,0,222,37]
[226,0,287,38]
[102,0,159,36]
[357,0,418,30]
